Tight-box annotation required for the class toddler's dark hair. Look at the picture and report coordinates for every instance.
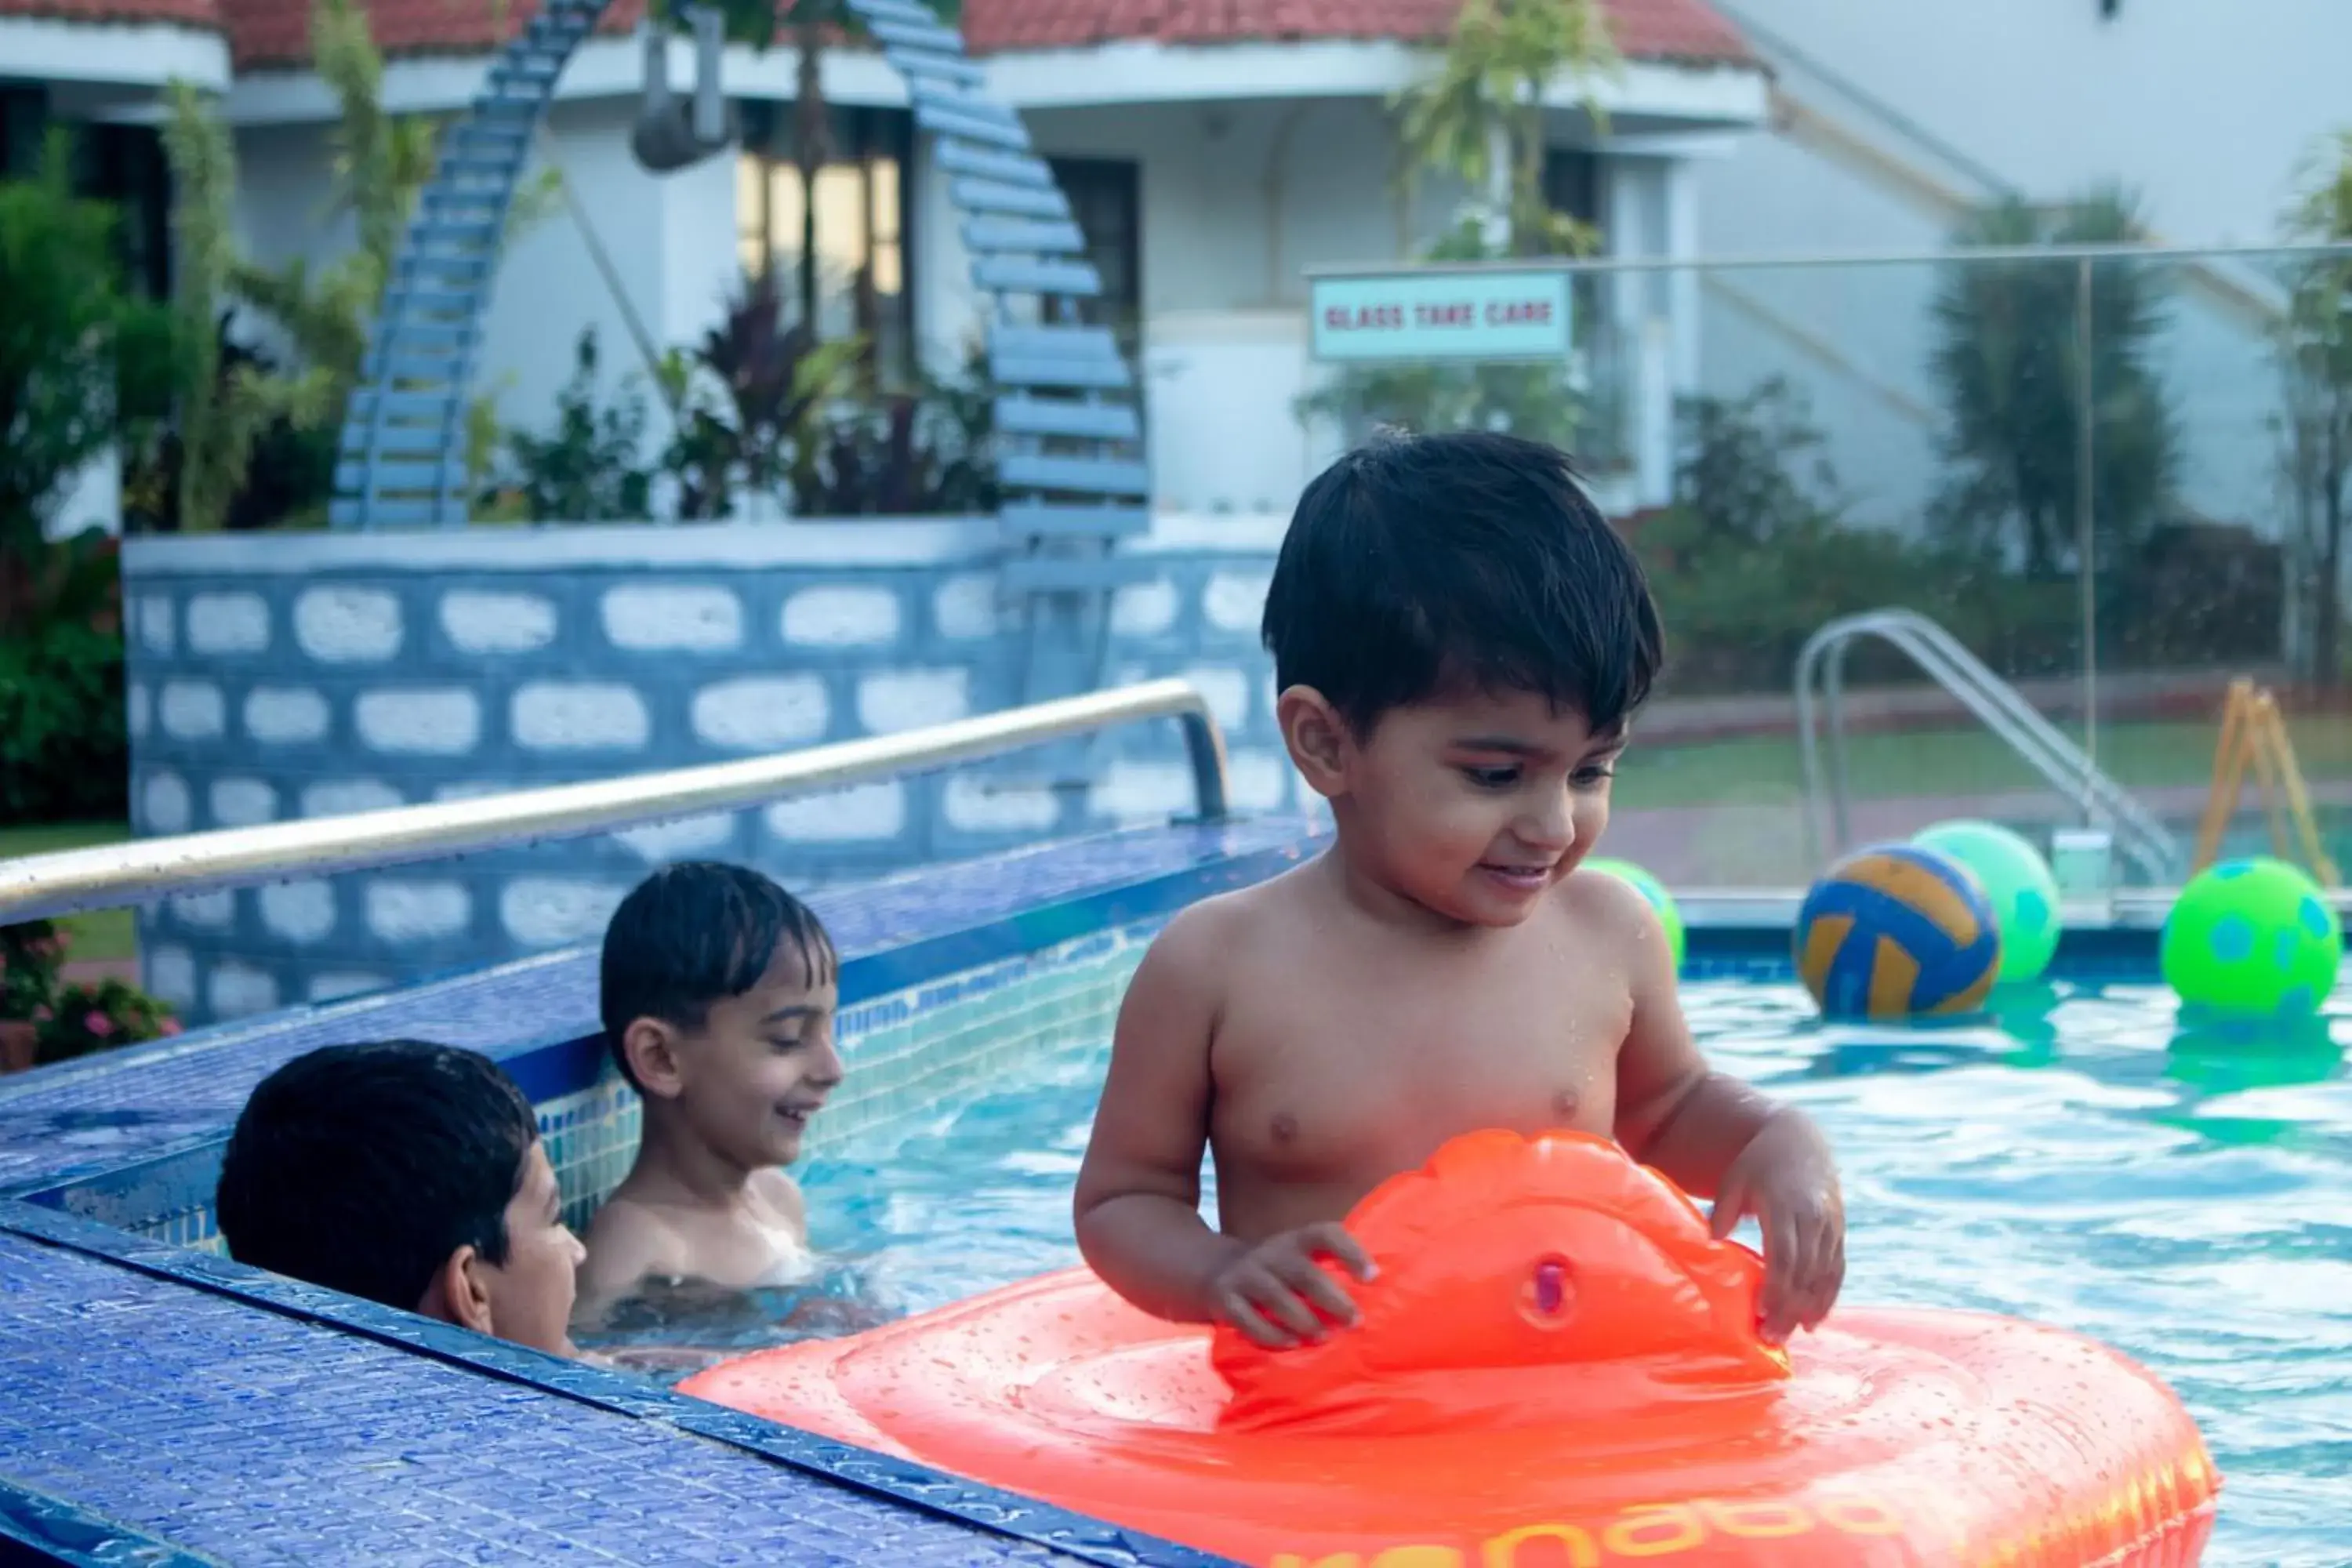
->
[216,1040,535,1312]
[598,860,837,1091]
[1261,430,1663,736]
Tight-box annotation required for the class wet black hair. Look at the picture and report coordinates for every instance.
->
[215,1040,536,1312]
[1261,429,1664,737]
[597,860,838,1092]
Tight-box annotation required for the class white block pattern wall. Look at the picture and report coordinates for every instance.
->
[122,533,1298,1024]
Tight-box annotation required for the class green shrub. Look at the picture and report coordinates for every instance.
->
[0,532,130,823]
[0,619,129,822]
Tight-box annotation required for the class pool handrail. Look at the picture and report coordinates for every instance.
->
[0,678,1231,925]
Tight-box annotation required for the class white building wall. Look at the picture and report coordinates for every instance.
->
[1712,0,2352,248]
[229,100,733,487]
[911,100,1698,517]
[1689,1,2349,539]
[223,80,1723,525]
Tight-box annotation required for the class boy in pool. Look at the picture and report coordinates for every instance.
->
[575,862,844,1318]
[216,1039,585,1356]
[1074,430,1846,1349]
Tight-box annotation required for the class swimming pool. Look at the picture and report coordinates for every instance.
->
[2,818,2343,1566]
[589,924,2351,1568]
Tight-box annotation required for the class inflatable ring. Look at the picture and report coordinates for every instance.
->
[684,1131,2218,1566]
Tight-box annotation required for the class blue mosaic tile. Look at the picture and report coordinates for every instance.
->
[0,819,1325,1196]
[0,1229,1232,1567]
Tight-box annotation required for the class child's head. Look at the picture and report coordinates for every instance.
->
[1263,430,1663,926]
[599,861,842,1170]
[215,1040,583,1356]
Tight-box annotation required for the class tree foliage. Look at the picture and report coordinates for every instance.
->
[0,136,176,574]
[1395,0,1617,258]
[2277,129,2352,685]
[1926,187,2179,578]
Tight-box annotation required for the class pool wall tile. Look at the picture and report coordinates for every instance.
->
[1,822,1320,1568]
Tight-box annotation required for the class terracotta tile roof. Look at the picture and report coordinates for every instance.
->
[960,0,1756,66]
[214,0,1751,74]
[0,0,219,34]
[218,0,644,68]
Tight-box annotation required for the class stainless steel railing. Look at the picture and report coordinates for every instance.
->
[0,679,1230,925]
[1795,608,2181,881]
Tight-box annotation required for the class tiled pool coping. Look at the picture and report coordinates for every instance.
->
[0,819,1338,1568]
[0,818,2190,1567]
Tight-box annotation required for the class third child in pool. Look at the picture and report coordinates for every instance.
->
[575,862,843,1319]
[1073,430,1847,1349]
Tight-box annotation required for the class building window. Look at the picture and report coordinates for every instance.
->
[82,124,172,300]
[1047,157,1142,353]
[0,91,170,299]
[1542,147,1604,233]
[736,104,912,379]
[0,87,43,177]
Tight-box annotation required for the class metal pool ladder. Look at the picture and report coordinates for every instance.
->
[1794,608,2181,882]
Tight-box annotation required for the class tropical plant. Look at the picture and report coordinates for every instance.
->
[2276,129,2352,685]
[1394,0,1618,258]
[0,136,176,581]
[660,270,862,517]
[1927,187,2179,579]
[0,532,132,822]
[793,344,999,516]
[498,328,656,521]
[1668,376,1843,550]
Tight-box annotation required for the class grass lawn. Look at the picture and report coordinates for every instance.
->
[0,822,135,964]
[1619,718,2352,811]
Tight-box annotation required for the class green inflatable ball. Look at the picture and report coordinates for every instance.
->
[1584,858,1685,971]
[1912,820,2063,985]
[2160,857,2342,1018]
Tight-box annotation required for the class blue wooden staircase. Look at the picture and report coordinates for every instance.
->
[334,0,1153,711]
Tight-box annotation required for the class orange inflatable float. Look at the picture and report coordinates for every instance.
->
[684,1131,2219,1566]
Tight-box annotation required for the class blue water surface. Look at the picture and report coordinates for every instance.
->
[602,973,2352,1567]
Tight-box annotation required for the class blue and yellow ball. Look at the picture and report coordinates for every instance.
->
[1796,844,2003,1020]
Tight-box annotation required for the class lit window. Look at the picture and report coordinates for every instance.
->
[737,105,913,380]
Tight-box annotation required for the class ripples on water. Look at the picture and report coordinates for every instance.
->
[583,976,2351,1566]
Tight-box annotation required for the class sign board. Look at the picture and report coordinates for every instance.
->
[1309,269,1573,365]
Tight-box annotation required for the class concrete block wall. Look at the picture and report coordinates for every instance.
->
[120,515,1302,1024]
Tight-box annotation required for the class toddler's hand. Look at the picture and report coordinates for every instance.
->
[1708,1111,1845,1345]
[1208,1222,1377,1349]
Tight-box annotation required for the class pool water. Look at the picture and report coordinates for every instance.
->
[587,959,2352,1567]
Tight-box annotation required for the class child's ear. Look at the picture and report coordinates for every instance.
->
[622,1018,686,1098]
[423,1245,497,1338]
[1276,685,1352,801]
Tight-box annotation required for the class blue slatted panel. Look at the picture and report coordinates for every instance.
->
[934,140,1056,187]
[332,0,603,528]
[1001,455,1152,497]
[996,395,1142,441]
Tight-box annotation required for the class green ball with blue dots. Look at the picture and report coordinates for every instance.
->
[2161,857,2343,1018]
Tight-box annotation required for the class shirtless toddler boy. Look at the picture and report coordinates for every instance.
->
[575,861,843,1317]
[1074,430,1845,1348]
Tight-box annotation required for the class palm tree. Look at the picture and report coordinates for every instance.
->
[1395,0,1618,259]
[1928,188,2178,579]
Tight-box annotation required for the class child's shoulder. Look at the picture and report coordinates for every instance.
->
[1556,863,1669,947]
[577,1188,689,1304]
[1142,865,1305,961]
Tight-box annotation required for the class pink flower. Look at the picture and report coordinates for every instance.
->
[82,1011,115,1039]
[160,1018,182,1036]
